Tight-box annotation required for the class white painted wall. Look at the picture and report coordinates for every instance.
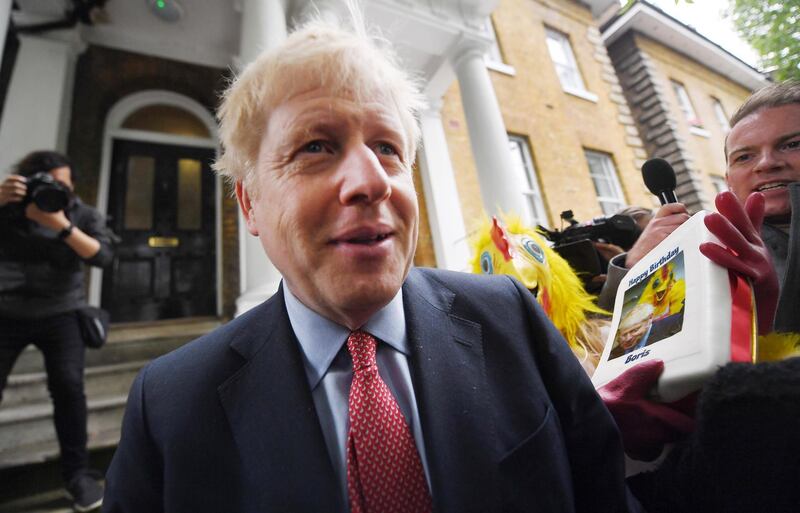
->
[0,33,81,175]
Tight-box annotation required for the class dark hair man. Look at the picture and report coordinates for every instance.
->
[103,17,641,513]
[0,150,114,511]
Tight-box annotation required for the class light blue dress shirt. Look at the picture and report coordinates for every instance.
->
[283,285,431,511]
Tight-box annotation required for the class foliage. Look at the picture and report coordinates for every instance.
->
[728,0,800,81]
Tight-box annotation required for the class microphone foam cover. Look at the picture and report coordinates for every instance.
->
[641,158,677,194]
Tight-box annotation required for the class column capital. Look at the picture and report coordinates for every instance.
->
[449,35,490,72]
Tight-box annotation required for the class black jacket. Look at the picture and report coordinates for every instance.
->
[104,269,642,513]
[0,197,114,319]
[628,357,800,512]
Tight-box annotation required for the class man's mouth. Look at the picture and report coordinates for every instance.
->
[343,233,390,245]
[755,182,789,192]
[331,227,393,246]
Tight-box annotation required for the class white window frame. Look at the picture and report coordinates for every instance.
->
[712,97,731,133]
[508,135,549,228]
[545,27,595,101]
[484,18,516,76]
[671,80,702,128]
[584,150,626,216]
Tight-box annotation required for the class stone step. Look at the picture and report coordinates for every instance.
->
[9,317,219,375]
[0,396,125,469]
[3,360,144,409]
[0,317,220,472]
[0,487,74,513]
[0,444,115,508]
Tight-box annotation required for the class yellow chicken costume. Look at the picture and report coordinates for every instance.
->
[470,216,609,374]
[637,261,686,320]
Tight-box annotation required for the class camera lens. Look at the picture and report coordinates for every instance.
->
[32,186,69,212]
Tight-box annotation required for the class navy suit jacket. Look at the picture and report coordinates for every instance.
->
[104,268,640,513]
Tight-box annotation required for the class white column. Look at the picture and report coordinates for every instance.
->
[451,43,527,217]
[0,33,81,174]
[417,104,470,271]
[234,0,288,315]
[0,0,11,66]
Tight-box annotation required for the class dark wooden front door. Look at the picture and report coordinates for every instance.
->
[102,139,217,322]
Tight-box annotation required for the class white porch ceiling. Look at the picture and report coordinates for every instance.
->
[12,0,499,99]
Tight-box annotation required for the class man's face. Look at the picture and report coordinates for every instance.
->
[618,321,649,351]
[237,87,419,329]
[48,166,73,190]
[726,104,800,218]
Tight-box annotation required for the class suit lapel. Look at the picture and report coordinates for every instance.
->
[217,288,342,512]
[404,270,497,513]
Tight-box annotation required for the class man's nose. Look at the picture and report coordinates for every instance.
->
[338,145,392,205]
[753,148,784,173]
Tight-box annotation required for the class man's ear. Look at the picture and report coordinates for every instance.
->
[235,180,259,236]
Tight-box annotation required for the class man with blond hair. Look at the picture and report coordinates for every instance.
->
[104,18,639,513]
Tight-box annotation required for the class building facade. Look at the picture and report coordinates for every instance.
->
[0,0,767,323]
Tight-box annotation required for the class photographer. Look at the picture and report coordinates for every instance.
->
[0,151,113,512]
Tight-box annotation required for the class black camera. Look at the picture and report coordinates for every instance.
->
[538,210,641,249]
[24,172,71,212]
[538,210,642,290]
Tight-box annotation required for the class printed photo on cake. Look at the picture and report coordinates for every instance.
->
[608,252,686,361]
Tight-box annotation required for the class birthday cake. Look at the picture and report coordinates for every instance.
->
[591,211,755,402]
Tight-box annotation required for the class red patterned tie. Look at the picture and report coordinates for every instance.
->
[346,330,433,513]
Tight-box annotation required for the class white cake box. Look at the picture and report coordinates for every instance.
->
[591,211,756,402]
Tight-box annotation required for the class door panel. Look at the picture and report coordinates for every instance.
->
[102,139,216,322]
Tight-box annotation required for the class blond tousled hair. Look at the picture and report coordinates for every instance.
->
[213,14,427,192]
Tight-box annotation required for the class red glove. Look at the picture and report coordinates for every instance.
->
[699,191,779,335]
[598,360,696,461]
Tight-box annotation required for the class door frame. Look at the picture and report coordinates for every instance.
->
[89,90,222,318]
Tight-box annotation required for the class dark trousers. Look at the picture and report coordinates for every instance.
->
[0,312,88,483]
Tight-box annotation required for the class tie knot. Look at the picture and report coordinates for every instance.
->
[347,330,377,372]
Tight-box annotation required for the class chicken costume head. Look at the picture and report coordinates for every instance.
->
[471,215,609,374]
[638,261,685,320]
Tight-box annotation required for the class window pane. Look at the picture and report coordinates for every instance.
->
[546,28,585,92]
[712,99,730,132]
[600,200,620,216]
[584,150,625,215]
[121,105,210,139]
[124,156,154,230]
[177,159,202,230]
[592,175,615,198]
[671,80,699,124]
[484,18,504,64]
[509,135,548,227]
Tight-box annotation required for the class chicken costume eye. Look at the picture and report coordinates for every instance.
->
[480,251,493,274]
[521,237,545,264]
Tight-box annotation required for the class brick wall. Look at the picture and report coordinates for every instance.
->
[442,0,655,248]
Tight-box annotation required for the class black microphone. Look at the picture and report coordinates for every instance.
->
[641,158,678,205]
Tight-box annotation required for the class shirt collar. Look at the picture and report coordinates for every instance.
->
[283,283,408,390]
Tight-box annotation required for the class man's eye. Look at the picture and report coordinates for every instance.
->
[302,141,326,153]
[782,139,800,150]
[375,142,398,156]
[733,153,751,163]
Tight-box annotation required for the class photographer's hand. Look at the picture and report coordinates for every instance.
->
[625,203,690,268]
[0,175,27,207]
[25,203,101,259]
[25,202,70,231]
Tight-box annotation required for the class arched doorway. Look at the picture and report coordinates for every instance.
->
[91,91,220,322]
